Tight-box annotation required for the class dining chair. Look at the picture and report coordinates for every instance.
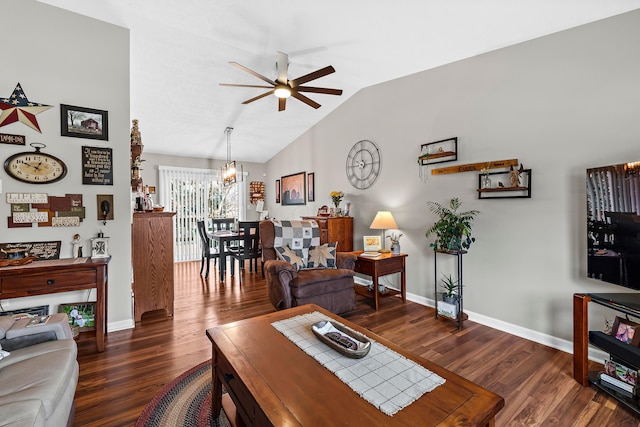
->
[197,220,219,279]
[210,218,235,232]
[210,218,239,252]
[229,221,262,282]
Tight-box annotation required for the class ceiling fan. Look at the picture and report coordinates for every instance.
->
[220,51,342,111]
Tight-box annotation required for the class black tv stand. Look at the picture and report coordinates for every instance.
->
[574,292,640,414]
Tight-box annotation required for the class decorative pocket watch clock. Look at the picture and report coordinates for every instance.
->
[345,139,381,189]
[3,142,67,184]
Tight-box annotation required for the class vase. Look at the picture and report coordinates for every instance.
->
[481,175,492,189]
[391,242,400,255]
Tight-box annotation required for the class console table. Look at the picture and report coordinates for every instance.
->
[0,257,110,352]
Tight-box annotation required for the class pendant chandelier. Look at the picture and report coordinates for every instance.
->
[222,126,241,185]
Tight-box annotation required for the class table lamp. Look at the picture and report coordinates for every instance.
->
[369,211,398,253]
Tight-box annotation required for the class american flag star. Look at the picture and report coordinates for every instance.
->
[0,83,52,133]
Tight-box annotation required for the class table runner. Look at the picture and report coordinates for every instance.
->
[272,311,445,416]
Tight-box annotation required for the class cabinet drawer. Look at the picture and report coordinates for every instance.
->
[1,268,97,293]
[216,351,257,425]
[355,259,375,276]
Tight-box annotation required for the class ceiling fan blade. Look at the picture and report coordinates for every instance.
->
[289,65,336,88]
[220,83,275,89]
[276,51,289,85]
[278,97,286,111]
[291,91,321,109]
[242,90,274,104]
[229,62,275,85]
[296,86,343,96]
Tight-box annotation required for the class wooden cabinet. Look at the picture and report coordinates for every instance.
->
[301,216,353,252]
[132,212,175,321]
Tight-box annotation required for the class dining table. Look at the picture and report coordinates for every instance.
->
[207,230,241,281]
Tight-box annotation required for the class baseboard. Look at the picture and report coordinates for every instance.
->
[107,319,135,333]
[407,293,608,365]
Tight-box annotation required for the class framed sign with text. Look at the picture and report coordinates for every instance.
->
[82,146,113,185]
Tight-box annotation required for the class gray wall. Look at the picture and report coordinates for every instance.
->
[0,0,132,331]
[266,10,640,347]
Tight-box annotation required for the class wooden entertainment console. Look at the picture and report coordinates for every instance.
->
[0,257,110,352]
[573,292,640,414]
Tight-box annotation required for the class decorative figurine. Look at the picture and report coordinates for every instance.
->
[510,163,525,188]
[72,234,83,258]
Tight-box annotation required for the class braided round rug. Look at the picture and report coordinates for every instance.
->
[135,359,230,427]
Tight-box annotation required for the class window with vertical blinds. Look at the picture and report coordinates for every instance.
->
[158,166,245,261]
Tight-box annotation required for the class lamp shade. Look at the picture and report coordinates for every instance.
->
[369,211,398,230]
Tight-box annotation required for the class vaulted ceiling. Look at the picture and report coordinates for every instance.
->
[38,0,640,163]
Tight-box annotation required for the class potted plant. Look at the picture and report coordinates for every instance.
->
[387,232,403,255]
[439,274,460,305]
[425,197,479,252]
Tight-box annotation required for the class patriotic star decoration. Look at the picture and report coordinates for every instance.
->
[0,83,52,133]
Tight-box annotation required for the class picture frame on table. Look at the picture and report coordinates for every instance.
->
[611,316,640,346]
[58,302,96,332]
[60,104,109,141]
[281,171,306,206]
[307,172,315,202]
[363,236,381,252]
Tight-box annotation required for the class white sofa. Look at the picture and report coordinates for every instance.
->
[0,315,78,427]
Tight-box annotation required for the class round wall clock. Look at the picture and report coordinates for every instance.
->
[3,143,68,184]
[345,139,381,189]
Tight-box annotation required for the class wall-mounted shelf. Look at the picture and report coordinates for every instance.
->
[419,137,457,166]
[477,169,531,199]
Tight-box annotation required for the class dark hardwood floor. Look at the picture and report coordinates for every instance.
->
[73,261,640,426]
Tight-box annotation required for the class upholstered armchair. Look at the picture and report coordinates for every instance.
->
[260,219,357,314]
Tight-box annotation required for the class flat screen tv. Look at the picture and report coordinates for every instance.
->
[587,161,640,290]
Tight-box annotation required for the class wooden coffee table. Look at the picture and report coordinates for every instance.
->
[206,304,504,426]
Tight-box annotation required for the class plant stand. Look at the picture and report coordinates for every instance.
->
[434,249,466,329]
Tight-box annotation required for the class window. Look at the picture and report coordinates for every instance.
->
[158,166,246,261]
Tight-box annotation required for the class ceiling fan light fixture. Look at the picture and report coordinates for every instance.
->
[274,85,292,99]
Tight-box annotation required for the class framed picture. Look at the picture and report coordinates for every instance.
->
[317,205,329,216]
[307,172,315,202]
[275,180,281,203]
[60,104,109,141]
[604,359,639,386]
[419,137,457,166]
[96,194,114,223]
[281,172,306,206]
[58,302,96,332]
[363,236,381,252]
[82,146,113,185]
[611,316,640,346]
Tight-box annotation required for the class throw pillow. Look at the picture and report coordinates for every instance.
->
[307,242,338,269]
[275,245,306,271]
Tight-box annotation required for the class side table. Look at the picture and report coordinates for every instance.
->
[352,251,407,311]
